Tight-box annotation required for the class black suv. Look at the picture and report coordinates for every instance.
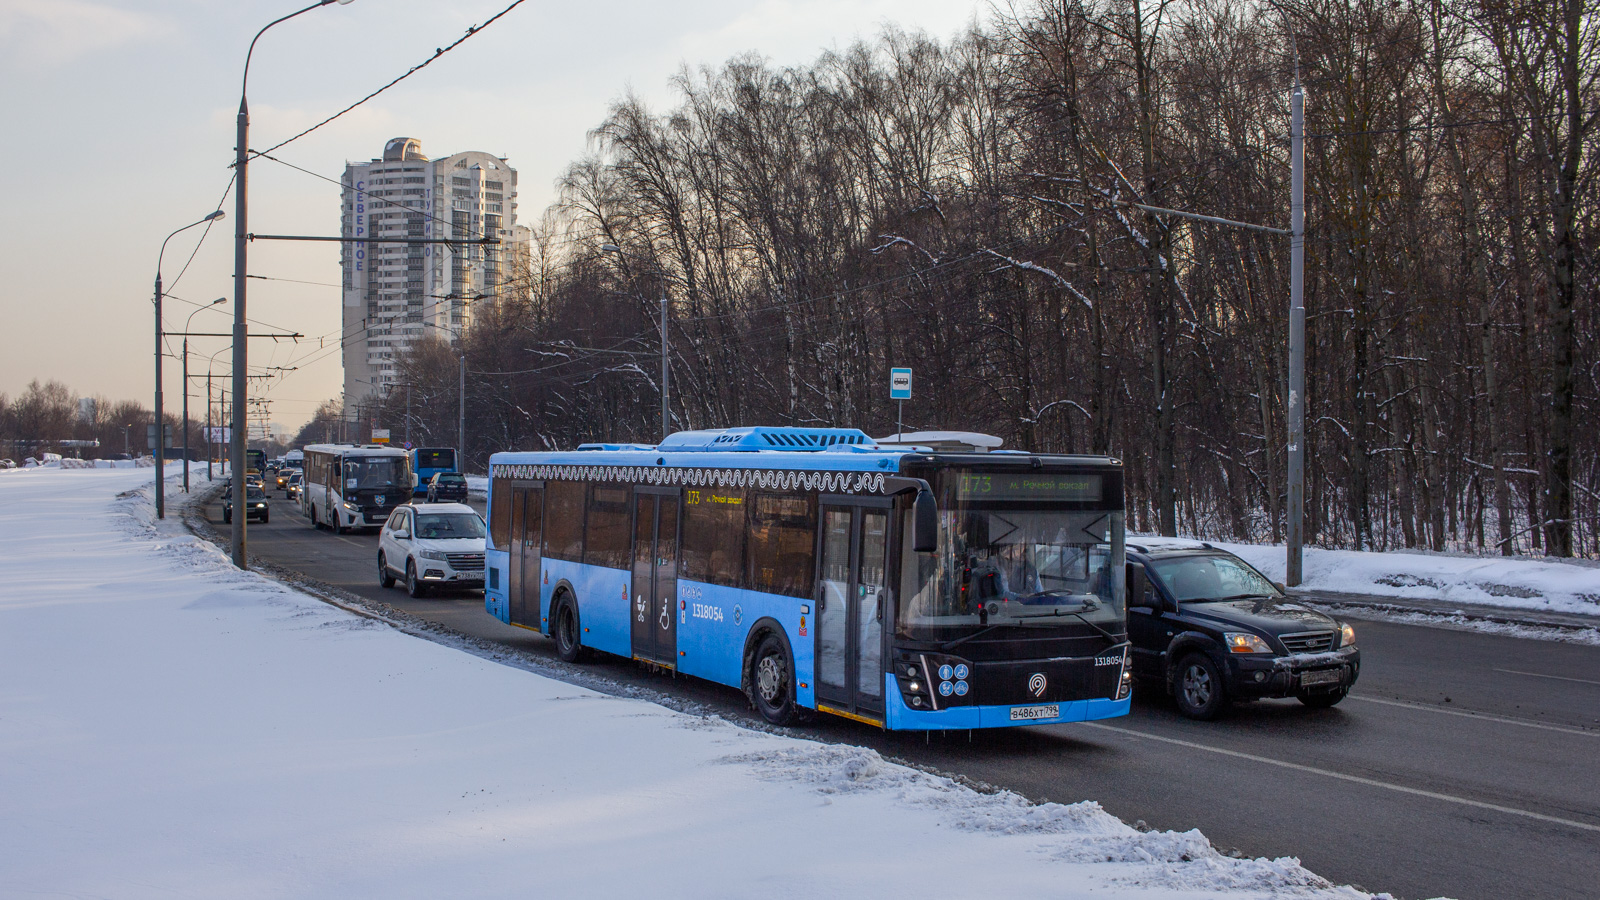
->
[1126,539,1359,719]
[426,471,468,503]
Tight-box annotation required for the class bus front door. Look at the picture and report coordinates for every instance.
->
[631,490,680,665]
[510,486,543,629]
[815,502,889,719]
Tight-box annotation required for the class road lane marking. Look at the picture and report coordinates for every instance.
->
[1493,668,1600,687]
[1346,695,1599,738]
[1083,722,1600,834]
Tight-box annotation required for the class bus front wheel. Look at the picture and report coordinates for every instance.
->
[751,633,798,726]
[553,595,586,663]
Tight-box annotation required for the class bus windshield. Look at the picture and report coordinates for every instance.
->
[416,448,456,470]
[343,457,406,490]
[898,472,1124,638]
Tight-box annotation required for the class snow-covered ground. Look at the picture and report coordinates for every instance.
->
[0,466,1383,898]
[1207,539,1600,620]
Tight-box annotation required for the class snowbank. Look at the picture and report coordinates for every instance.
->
[0,469,1376,899]
[1212,539,1600,619]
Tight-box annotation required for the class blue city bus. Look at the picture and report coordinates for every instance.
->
[484,426,1130,731]
[410,447,458,496]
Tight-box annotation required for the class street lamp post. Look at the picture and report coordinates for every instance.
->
[156,210,225,518]
[600,244,670,442]
[233,0,354,568]
[181,298,227,492]
[202,346,230,482]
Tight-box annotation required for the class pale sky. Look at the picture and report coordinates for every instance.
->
[0,0,986,432]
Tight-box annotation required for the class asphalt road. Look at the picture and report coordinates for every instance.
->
[209,486,1600,900]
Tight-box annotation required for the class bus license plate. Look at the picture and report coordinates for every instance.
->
[1300,669,1341,686]
[1009,704,1060,722]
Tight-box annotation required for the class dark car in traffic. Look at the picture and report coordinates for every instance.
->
[224,485,271,524]
[1125,538,1358,719]
[425,471,468,503]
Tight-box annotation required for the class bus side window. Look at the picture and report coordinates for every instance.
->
[543,481,586,562]
[683,488,746,587]
[748,492,816,597]
[489,478,511,552]
[584,486,631,570]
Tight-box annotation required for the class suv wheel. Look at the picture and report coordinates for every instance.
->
[406,559,427,598]
[1174,652,1227,720]
[378,552,395,589]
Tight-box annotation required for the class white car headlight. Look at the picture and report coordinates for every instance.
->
[1224,632,1273,654]
[419,549,449,561]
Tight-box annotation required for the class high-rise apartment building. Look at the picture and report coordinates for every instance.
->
[341,137,521,409]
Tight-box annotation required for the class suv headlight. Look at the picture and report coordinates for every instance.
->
[1224,632,1273,654]
[1340,623,1356,649]
[419,549,449,561]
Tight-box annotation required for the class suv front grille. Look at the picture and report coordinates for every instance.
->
[447,553,485,571]
[1279,631,1336,653]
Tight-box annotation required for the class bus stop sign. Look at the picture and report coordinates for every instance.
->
[890,368,913,400]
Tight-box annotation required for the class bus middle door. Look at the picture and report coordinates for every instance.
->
[815,500,890,720]
[631,488,680,665]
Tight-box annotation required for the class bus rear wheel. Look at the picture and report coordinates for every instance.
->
[751,633,798,726]
[553,595,585,663]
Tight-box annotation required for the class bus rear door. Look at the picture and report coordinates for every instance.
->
[815,499,891,721]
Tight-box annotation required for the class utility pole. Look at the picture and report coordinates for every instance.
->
[405,382,411,445]
[154,269,165,518]
[660,290,669,442]
[1287,76,1307,586]
[206,372,213,482]
[182,338,189,491]
[458,353,466,464]
[232,82,249,566]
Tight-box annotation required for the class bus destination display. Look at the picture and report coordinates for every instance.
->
[955,472,1102,502]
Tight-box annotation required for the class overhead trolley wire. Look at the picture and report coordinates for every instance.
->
[249,0,529,161]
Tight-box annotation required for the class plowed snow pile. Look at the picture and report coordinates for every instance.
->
[0,468,1385,898]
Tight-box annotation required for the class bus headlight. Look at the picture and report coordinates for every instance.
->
[343,502,359,512]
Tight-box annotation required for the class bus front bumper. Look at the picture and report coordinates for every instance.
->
[882,682,1130,731]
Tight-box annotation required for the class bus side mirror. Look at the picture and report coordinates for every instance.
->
[411,472,420,489]
[912,489,937,553]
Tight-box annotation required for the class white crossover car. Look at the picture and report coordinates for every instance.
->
[377,502,487,597]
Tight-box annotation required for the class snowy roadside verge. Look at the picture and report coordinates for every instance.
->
[0,467,1388,898]
[1194,539,1600,624]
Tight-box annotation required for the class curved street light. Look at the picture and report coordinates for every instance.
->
[231,0,356,568]
[181,297,227,492]
[154,209,225,519]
